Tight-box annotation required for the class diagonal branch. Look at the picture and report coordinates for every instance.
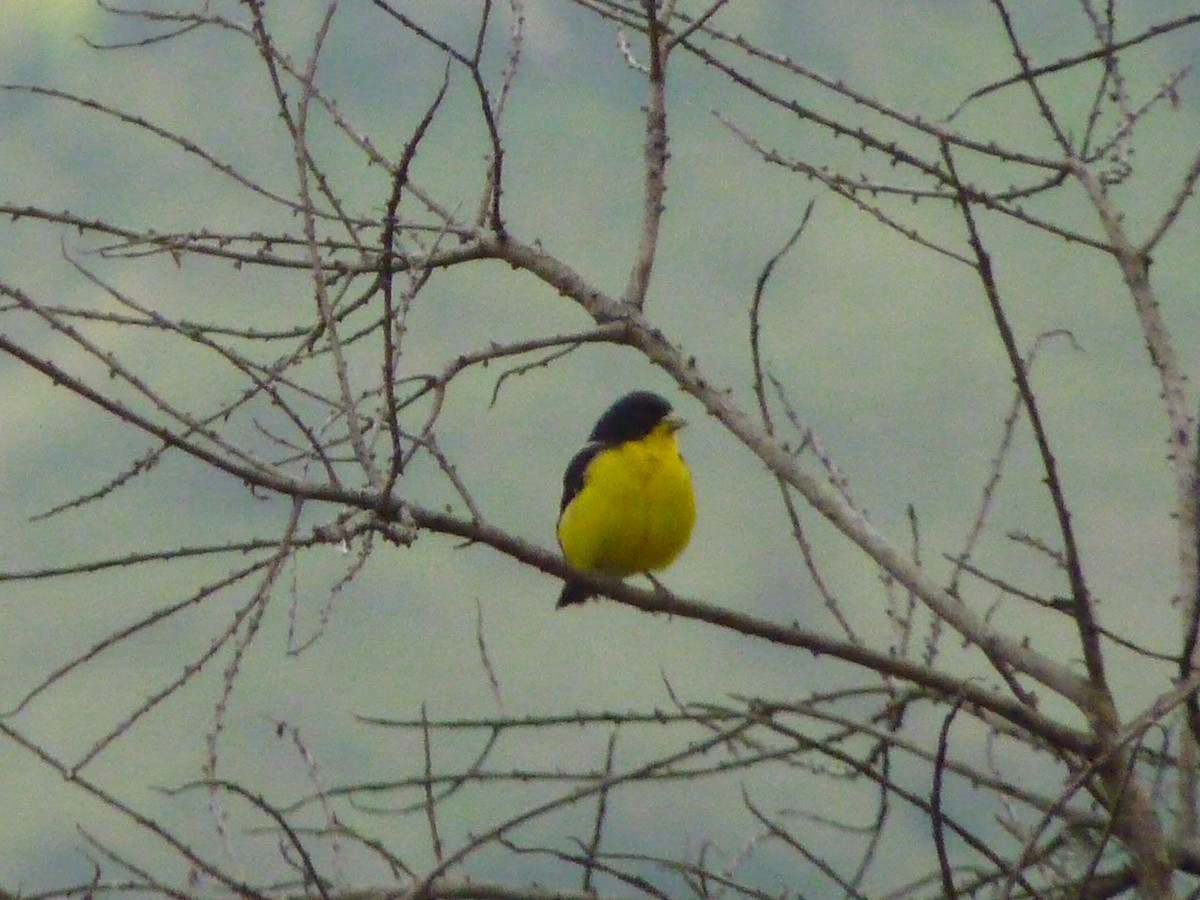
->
[941,141,1109,704]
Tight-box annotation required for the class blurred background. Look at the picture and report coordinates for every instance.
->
[2,1,1199,894]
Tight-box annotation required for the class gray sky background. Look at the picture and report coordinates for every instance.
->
[2,1,1199,894]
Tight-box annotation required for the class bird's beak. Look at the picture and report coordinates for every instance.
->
[663,413,686,433]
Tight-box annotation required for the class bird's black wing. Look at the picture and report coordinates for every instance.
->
[557,441,605,607]
[559,441,603,513]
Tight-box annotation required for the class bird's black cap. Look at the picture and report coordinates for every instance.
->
[588,391,674,445]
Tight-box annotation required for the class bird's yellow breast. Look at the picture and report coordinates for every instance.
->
[557,425,695,577]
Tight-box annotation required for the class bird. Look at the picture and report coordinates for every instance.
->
[555,390,695,607]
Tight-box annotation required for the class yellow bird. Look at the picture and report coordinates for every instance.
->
[556,391,695,607]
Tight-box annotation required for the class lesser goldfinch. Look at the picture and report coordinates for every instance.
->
[556,391,695,607]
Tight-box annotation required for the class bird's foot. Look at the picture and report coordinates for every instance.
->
[646,573,676,617]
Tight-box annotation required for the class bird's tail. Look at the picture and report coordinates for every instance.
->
[556,581,591,608]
